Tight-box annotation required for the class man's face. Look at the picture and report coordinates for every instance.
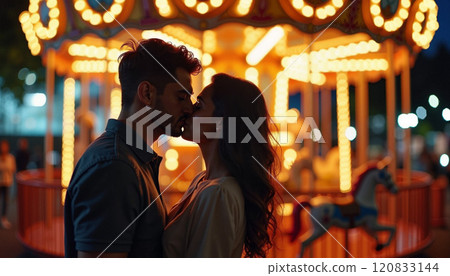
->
[154,67,194,137]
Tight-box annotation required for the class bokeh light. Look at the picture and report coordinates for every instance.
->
[416,106,427,119]
[345,126,357,141]
[428,94,439,108]
[440,154,449,167]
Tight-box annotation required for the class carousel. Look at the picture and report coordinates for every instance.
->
[16,0,440,257]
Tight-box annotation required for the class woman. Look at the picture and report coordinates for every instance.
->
[163,74,279,257]
[0,140,16,229]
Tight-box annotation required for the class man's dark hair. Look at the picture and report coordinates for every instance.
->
[118,38,202,107]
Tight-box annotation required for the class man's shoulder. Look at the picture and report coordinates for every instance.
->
[71,132,137,182]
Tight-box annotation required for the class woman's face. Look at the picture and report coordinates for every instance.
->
[182,85,216,142]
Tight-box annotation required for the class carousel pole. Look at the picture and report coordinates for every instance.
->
[336,71,351,258]
[103,69,111,122]
[386,41,398,255]
[321,87,332,156]
[401,48,411,185]
[313,86,320,155]
[103,40,112,123]
[386,40,397,180]
[304,35,315,258]
[305,35,315,194]
[336,72,351,192]
[80,73,90,153]
[44,48,55,182]
[356,71,369,166]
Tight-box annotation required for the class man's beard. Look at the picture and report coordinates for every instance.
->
[169,117,186,137]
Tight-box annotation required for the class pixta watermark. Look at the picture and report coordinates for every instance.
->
[126,106,325,153]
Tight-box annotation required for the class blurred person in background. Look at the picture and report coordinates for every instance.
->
[0,140,16,229]
[15,138,30,172]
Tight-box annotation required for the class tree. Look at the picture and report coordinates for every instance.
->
[0,0,43,102]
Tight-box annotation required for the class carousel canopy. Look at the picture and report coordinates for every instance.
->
[18,0,438,80]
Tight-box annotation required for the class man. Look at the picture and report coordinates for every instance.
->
[64,38,202,257]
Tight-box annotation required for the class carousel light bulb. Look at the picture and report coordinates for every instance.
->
[245,67,259,86]
[316,8,326,19]
[111,3,123,15]
[30,13,40,24]
[284,149,297,162]
[47,0,57,9]
[211,0,223,8]
[399,8,408,19]
[203,67,216,87]
[184,0,196,8]
[166,149,179,159]
[82,9,93,21]
[202,53,212,66]
[90,13,101,25]
[49,8,60,18]
[236,0,253,15]
[29,3,39,13]
[104,12,115,23]
[325,5,336,16]
[108,61,118,73]
[165,159,179,171]
[292,0,304,9]
[49,19,59,29]
[74,0,86,11]
[419,1,427,12]
[197,2,209,14]
[401,0,411,8]
[108,48,120,60]
[19,12,30,24]
[333,0,343,7]
[370,5,381,15]
[374,16,384,27]
[68,44,78,56]
[302,5,313,17]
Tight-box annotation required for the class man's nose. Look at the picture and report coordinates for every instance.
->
[184,101,194,115]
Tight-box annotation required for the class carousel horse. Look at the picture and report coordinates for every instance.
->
[289,162,398,257]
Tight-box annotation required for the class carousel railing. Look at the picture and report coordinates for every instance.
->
[272,170,433,258]
[15,168,433,258]
[16,169,64,257]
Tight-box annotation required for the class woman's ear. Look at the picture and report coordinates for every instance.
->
[137,81,157,107]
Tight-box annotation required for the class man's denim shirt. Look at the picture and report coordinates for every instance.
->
[64,119,167,257]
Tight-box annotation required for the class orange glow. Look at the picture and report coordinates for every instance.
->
[62,78,76,190]
[336,72,351,192]
[110,88,122,119]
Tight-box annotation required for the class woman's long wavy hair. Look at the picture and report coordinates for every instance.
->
[209,73,280,257]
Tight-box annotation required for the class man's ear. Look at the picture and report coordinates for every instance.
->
[137,81,157,107]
